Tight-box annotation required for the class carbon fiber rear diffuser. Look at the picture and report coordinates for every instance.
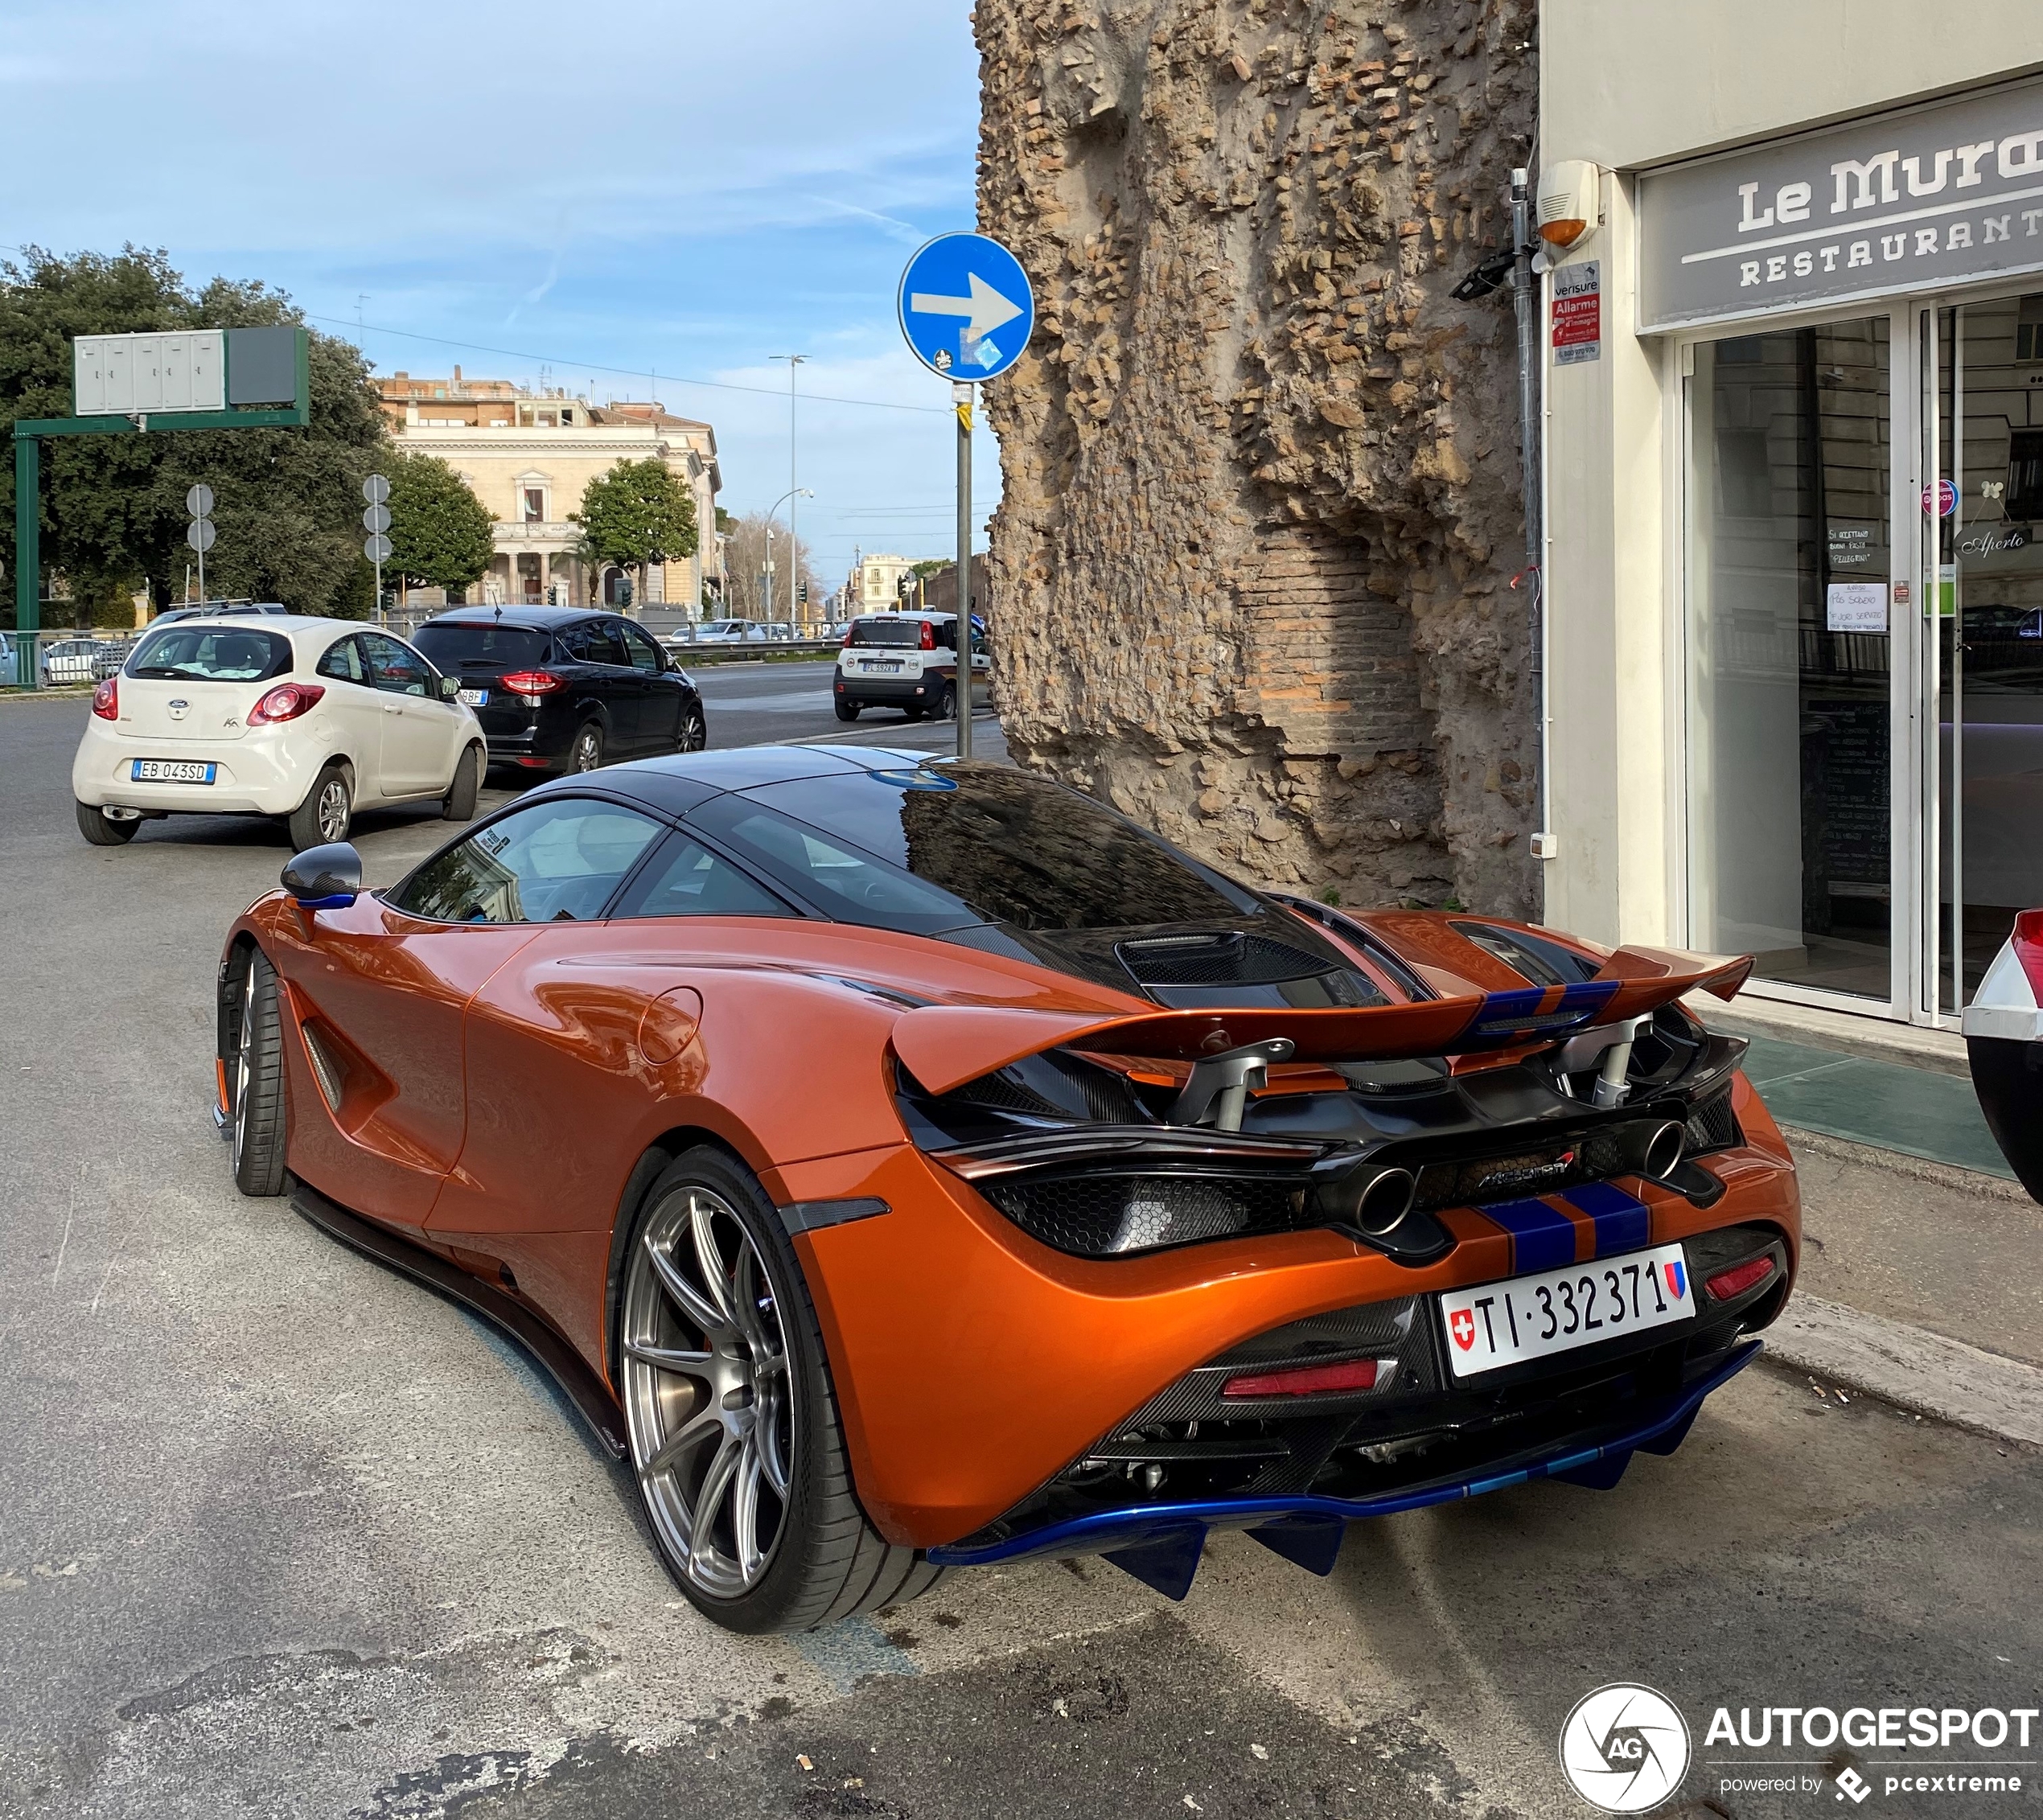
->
[928,1342,1759,1598]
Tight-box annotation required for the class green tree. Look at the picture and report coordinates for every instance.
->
[384,451,495,599]
[573,458,697,609]
[0,247,391,627]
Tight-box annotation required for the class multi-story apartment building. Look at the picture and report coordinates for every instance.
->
[847,550,918,614]
[376,369,722,610]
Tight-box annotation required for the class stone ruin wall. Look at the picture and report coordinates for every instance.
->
[974,0,1539,917]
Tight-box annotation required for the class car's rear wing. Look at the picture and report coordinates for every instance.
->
[891,948,1751,1096]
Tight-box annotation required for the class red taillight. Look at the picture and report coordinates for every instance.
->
[92,676,118,720]
[919,619,935,650]
[2012,908,2043,1002]
[1704,1255,1777,1303]
[1221,1356,1391,1399]
[500,669,565,696]
[249,682,324,725]
[840,625,854,647]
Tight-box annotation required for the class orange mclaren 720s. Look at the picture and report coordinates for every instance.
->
[216,746,1799,1633]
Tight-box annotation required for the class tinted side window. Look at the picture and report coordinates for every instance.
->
[389,798,663,924]
[360,631,432,696]
[564,620,630,667]
[314,637,367,684]
[613,832,794,919]
[619,622,665,676]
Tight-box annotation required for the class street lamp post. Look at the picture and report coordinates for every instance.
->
[771,355,808,630]
[761,486,812,633]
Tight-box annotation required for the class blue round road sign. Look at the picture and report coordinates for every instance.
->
[898,232,1034,383]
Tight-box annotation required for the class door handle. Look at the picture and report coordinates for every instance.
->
[384,703,402,715]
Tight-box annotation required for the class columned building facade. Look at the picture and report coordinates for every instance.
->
[376,373,722,612]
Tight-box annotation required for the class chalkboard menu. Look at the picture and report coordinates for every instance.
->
[1807,696,1889,890]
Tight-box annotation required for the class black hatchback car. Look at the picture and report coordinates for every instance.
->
[411,607,707,777]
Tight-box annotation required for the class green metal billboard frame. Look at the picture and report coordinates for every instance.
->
[10,328,310,688]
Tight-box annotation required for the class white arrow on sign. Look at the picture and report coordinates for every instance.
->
[908,271,1023,338]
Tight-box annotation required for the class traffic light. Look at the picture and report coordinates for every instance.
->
[798,581,808,607]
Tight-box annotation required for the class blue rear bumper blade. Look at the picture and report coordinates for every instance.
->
[927,1341,1761,1569]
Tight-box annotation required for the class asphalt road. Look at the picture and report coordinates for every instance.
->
[1,694,2037,1820]
[689,659,1001,757]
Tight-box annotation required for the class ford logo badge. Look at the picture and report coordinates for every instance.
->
[167,699,189,721]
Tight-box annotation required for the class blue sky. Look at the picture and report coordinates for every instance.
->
[5,0,999,585]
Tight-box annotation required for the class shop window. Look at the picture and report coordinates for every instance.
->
[1687,319,1892,998]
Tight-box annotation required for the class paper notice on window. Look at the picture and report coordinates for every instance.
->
[1827,581,1888,632]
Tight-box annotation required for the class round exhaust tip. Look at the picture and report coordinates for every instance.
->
[1353,1165,1418,1236]
[1642,1120,1687,1181]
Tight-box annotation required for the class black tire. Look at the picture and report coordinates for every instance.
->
[287,764,351,851]
[76,800,139,846]
[933,681,957,721]
[833,699,860,723]
[678,706,708,752]
[569,721,604,773]
[616,1146,944,1633]
[231,947,289,1198]
[442,743,483,821]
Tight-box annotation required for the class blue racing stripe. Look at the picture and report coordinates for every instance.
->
[1480,1197,1578,1273]
[1562,1181,1651,1257]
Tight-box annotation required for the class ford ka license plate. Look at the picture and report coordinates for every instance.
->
[131,758,216,783]
[1438,1243,1694,1378]
[457,688,489,706]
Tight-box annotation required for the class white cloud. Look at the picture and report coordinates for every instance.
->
[4,0,998,589]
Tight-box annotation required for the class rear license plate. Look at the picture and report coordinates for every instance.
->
[131,758,216,784]
[865,660,903,673]
[457,688,489,706]
[1438,1243,1694,1379]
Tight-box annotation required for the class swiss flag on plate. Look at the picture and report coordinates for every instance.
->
[1449,1307,1477,1351]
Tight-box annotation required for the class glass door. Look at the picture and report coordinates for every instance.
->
[1922,296,2043,1016]
[1686,318,1895,999]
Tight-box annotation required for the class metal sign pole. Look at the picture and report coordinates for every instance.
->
[14,433,39,688]
[894,232,1034,761]
[362,475,391,627]
[955,381,973,760]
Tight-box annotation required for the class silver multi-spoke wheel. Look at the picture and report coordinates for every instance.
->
[231,963,256,1173]
[316,778,349,842]
[622,1185,795,1600]
[571,725,602,772]
[228,947,287,1197]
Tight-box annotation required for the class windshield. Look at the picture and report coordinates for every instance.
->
[125,626,294,683]
[849,618,943,649]
[412,622,553,672]
[734,764,1264,932]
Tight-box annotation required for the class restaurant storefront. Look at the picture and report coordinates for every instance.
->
[1538,9,2043,1029]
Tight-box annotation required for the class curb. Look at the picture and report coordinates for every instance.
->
[1763,1292,2043,1448]
[1781,1124,2029,1203]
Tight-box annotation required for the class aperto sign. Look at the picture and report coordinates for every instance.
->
[1639,76,2043,329]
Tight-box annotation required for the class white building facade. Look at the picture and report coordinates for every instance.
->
[1538,1,2043,1032]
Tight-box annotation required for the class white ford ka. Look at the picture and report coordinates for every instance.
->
[72,616,485,848]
